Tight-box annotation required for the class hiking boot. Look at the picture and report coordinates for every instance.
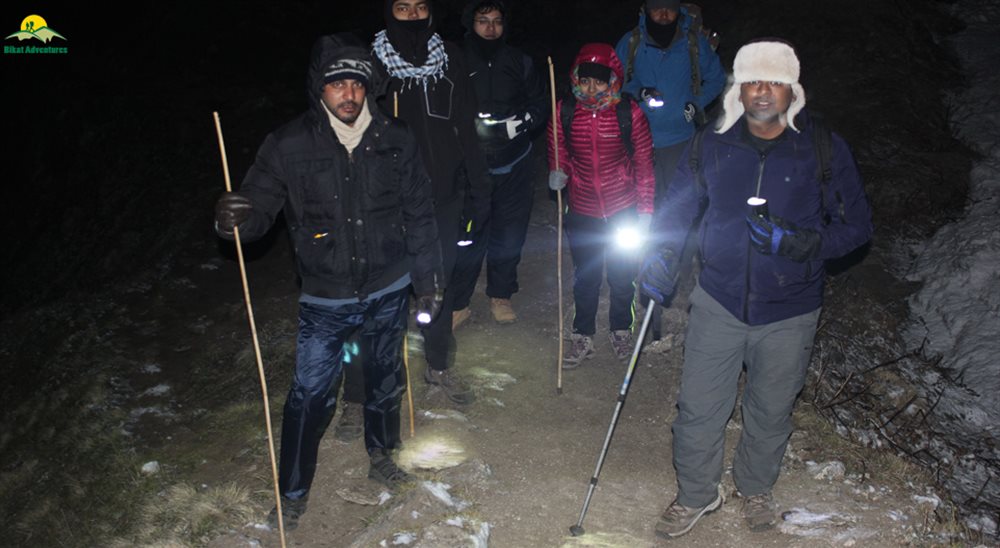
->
[562,334,595,369]
[452,307,472,330]
[333,401,363,443]
[489,298,518,324]
[654,486,724,539]
[266,495,308,532]
[424,367,476,405]
[609,330,633,361]
[740,491,777,532]
[368,450,415,491]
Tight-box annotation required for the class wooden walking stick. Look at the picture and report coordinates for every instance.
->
[392,90,416,438]
[212,112,286,548]
[547,56,564,394]
[404,336,415,437]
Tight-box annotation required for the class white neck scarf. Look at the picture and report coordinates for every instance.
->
[324,98,372,154]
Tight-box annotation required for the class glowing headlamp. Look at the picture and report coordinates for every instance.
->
[747,196,769,218]
[614,225,644,250]
[647,97,664,108]
[416,311,432,325]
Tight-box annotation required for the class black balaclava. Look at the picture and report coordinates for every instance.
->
[463,0,507,59]
[384,0,438,65]
[645,13,679,48]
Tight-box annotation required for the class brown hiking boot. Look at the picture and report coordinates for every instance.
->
[562,334,595,369]
[740,491,777,532]
[424,367,476,404]
[654,485,724,539]
[489,298,517,324]
[333,401,363,443]
[452,307,472,330]
[608,330,633,361]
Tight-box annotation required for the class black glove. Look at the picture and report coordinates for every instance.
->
[215,192,252,235]
[638,249,678,305]
[746,214,822,262]
[415,291,444,325]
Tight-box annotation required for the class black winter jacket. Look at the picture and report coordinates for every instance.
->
[463,37,549,169]
[225,35,443,300]
[372,41,492,227]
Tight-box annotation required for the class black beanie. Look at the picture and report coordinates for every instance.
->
[322,47,373,88]
[577,62,612,83]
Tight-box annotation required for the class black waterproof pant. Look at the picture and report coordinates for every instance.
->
[565,208,640,336]
[422,199,462,372]
[277,288,407,500]
[451,156,535,309]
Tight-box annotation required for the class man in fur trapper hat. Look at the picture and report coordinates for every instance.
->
[638,39,873,539]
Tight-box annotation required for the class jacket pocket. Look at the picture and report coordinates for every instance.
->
[290,225,342,279]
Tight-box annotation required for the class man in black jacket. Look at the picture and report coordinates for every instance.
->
[450,0,548,327]
[214,34,443,531]
[372,0,492,405]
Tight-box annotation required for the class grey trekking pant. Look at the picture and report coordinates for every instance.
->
[672,285,820,507]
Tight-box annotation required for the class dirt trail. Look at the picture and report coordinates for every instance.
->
[190,172,955,548]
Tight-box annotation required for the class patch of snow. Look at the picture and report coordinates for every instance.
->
[469,521,490,548]
[140,363,161,374]
[391,531,416,545]
[445,517,465,527]
[912,494,941,509]
[140,461,160,475]
[467,367,517,391]
[421,481,469,511]
[141,384,171,397]
[199,262,220,270]
[378,491,392,505]
[807,460,846,481]
[420,409,469,422]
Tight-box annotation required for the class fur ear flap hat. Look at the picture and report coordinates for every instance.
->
[716,40,806,134]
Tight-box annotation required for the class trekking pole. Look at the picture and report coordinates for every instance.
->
[547,56,564,395]
[404,335,415,437]
[569,304,656,537]
[212,112,286,548]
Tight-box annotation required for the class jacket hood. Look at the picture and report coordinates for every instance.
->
[307,33,372,109]
[461,0,508,33]
[570,43,624,82]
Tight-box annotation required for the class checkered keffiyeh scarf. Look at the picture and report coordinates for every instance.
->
[372,29,448,89]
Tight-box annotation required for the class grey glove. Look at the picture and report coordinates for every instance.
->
[548,170,568,191]
[637,213,652,236]
[215,192,252,235]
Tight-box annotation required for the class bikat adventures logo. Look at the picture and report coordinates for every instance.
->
[5,14,68,55]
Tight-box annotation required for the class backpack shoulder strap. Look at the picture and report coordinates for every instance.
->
[560,94,577,158]
[809,114,845,223]
[625,26,642,84]
[688,125,709,192]
[616,97,635,158]
[682,4,703,97]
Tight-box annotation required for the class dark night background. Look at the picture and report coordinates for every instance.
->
[3,0,994,545]
[0,0,966,318]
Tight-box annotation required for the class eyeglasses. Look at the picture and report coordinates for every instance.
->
[474,18,504,26]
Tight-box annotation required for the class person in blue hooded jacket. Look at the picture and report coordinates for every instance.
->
[637,40,872,539]
[615,0,726,203]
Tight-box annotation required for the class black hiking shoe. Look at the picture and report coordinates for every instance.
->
[266,495,307,531]
[333,401,363,443]
[368,450,415,491]
[423,367,476,404]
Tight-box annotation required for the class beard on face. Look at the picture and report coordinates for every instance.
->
[334,100,362,124]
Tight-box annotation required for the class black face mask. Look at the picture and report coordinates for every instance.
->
[645,15,679,48]
[384,0,436,65]
[468,32,503,59]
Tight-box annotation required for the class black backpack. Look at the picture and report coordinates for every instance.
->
[559,94,635,159]
[687,116,844,224]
